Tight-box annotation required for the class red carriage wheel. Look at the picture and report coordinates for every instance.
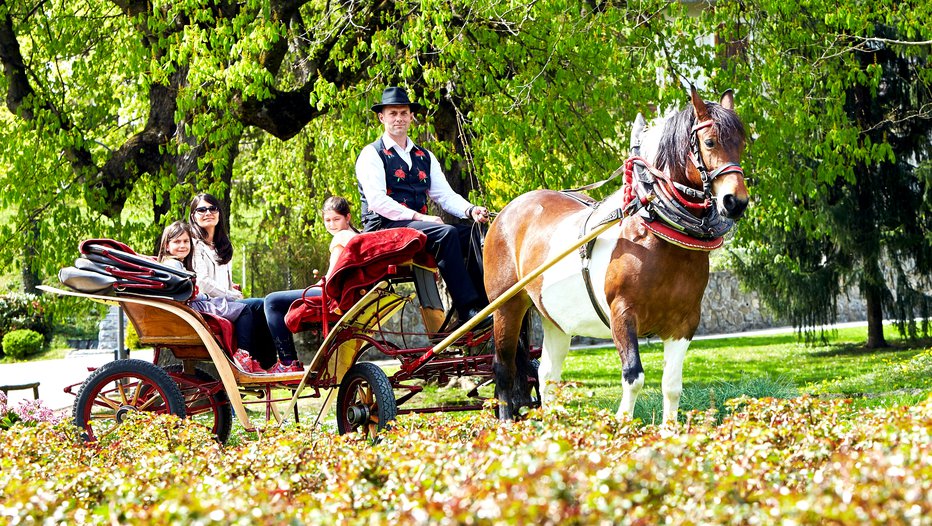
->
[72,359,186,442]
[336,362,397,438]
[163,365,234,444]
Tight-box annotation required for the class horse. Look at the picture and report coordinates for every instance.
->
[484,86,748,423]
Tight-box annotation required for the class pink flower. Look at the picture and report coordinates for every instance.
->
[417,170,427,181]
[394,169,406,181]
[414,149,426,157]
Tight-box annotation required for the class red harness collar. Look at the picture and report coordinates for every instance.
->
[641,218,724,251]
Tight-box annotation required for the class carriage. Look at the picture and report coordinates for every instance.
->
[42,228,540,443]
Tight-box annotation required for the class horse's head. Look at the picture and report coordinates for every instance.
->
[687,86,748,219]
[652,87,749,220]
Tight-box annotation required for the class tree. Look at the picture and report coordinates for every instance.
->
[1,0,701,293]
[708,0,932,347]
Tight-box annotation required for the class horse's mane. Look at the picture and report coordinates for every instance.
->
[654,102,745,185]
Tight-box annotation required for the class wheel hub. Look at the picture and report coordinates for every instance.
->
[115,405,137,423]
[345,404,370,427]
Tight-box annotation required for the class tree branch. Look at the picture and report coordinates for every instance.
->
[0,3,97,177]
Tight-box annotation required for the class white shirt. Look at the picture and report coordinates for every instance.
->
[356,133,474,221]
[191,239,242,300]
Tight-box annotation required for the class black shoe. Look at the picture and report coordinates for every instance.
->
[430,309,492,343]
[461,308,493,332]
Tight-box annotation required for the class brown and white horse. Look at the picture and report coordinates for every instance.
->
[484,87,748,422]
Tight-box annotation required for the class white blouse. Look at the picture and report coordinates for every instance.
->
[191,239,242,300]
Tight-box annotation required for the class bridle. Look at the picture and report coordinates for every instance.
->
[688,119,745,201]
[619,116,743,242]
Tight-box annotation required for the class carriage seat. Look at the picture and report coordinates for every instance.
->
[284,228,434,333]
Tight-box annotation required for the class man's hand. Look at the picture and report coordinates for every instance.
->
[413,212,444,224]
[469,206,490,224]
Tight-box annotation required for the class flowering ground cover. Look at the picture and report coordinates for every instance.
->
[2,391,931,524]
[3,328,931,523]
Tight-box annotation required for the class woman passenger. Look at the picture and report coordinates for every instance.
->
[188,193,274,372]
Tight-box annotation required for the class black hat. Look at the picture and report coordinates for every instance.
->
[371,86,422,113]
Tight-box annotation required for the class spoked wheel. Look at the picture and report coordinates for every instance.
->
[163,365,234,444]
[336,362,397,439]
[73,359,186,442]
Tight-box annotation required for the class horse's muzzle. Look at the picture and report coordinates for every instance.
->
[720,193,748,219]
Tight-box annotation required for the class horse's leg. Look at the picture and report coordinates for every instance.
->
[612,315,645,420]
[492,298,532,420]
[661,338,690,423]
[537,317,571,406]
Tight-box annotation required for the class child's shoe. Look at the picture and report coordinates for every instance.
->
[267,359,304,374]
[232,349,266,374]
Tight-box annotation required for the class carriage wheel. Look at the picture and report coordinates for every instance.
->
[73,359,186,442]
[163,365,234,444]
[336,362,397,439]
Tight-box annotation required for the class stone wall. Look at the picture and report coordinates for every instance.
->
[695,271,868,335]
[97,306,129,353]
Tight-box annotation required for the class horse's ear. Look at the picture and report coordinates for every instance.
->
[630,112,646,152]
[720,89,735,111]
[690,84,709,121]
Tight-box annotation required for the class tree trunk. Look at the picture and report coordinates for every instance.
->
[432,94,479,221]
[863,281,887,348]
[21,220,40,295]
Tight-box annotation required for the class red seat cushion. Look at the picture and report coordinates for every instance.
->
[284,290,342,333]
[200,312,236,353]
[284,228,432,333]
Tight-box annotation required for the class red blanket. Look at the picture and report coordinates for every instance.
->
[284,228,432,332]
[325,227,430,311]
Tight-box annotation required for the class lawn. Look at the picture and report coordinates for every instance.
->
[385,324,932,426]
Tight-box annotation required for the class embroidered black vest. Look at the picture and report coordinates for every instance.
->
[359,138,432,231]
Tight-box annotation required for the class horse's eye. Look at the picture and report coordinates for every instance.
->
[704,139,715,148]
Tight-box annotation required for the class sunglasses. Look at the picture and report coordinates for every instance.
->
[194,206,219,215]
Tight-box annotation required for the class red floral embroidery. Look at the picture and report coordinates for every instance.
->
[417,170,427,181]
[394,168,406,181]
[420,205,428,213]
[400,201,409,208]
[386,188,393,195]
[383,148,394,157]
[414,149,426,158]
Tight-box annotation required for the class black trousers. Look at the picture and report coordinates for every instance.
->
[377,219,487,317]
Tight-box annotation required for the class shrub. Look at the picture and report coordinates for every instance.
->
[0,293,52,351]
[2,329,45,359]
[125,322,140,350]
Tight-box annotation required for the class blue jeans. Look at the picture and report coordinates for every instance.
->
[235,297,275,368]
[264,287,322,363]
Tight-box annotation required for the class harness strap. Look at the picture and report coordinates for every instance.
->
[564,164,627,193]
[578,208,623,329]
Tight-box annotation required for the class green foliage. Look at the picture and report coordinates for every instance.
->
[1,329,44,359]
[124,322,140,351]
[705,0,932,343]
[3,397,932,523]
[0,0,698,293]
[0,293,50,347]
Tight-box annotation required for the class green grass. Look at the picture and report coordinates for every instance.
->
[393,324,932,425]
[565,324,932,419]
